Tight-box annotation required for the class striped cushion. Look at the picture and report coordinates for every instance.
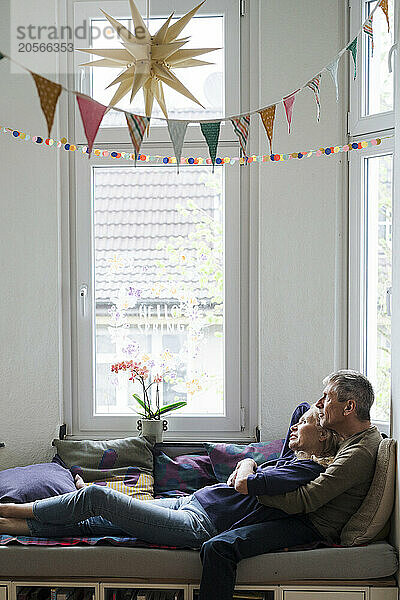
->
[83,471,154,501]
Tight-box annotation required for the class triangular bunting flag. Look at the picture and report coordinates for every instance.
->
[76,94,107,157]
[347,37,358,80]
[306,74,321,121]
[231,115,251,157]
[167,119,189,172]
[326,57,340,102]
[31,72,62,138]
[282,90,299,134]
[363,15,374,55]
[200,121,221,171]
[379,0,390,32]
[258,105,276,154]
[125,112,150,162]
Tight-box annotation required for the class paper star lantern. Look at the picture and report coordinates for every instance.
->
[78,0,219,119]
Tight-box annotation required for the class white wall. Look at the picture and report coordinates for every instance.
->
[0,2,61,468]
[0,0,345,467]
[258,0,347,439]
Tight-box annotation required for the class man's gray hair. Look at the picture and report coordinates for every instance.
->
[323,369,374,421]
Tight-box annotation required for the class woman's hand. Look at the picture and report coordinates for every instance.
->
[74,474,85,489]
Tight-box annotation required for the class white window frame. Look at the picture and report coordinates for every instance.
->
[348,0,397,435]
[61,0,260,440]
[348,140,394,435]
[348,0,395,136]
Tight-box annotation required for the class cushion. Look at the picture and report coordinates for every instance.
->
[0,463,77,503]
[154,451,218,496]
[53,436,155,500]
[0,540,397,581]
[340,438,396,546]
[204,439,284,482]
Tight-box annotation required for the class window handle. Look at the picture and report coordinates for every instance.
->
[79,67,87,93]
[80,284,88,317]
[386,286,392,317]
[388,43,397,73]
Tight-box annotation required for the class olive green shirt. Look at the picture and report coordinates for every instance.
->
[257,426,382,542]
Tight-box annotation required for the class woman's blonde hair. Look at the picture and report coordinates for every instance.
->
[295,404,342,467]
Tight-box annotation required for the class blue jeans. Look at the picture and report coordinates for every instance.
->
[27,485,217,547]
[198,516,322,600]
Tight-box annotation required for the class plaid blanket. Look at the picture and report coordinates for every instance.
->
[0,534,343,552]
[0,534,178,548]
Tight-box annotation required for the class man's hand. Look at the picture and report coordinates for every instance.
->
[227,459,257,495]
[226,468,238,487]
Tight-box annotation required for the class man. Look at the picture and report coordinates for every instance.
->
[198,369,382,600]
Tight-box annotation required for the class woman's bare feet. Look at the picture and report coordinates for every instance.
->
[0,503,34,518]
[0,517,31,536]
[74,474,85,489]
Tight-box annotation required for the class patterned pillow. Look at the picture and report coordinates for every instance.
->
[53,436,155,500]
[204,440,285,482]
[154,451,218,496]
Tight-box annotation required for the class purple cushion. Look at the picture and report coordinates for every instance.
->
[0,463,77,503]
[204,440,285,482]
[154,452,218,495]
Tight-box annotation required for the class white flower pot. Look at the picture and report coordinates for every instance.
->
[137,419,168,443]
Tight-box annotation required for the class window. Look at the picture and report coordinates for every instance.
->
[348,0,394,432]
[66,0,256,439]
[349,0,394,135]
[349,145,393,428]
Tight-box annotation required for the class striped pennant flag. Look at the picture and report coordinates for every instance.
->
[363,15,374,55]
[306,74,321,121]
[231,115,251,157]
[379,0,390,32]
[125,112,150,162]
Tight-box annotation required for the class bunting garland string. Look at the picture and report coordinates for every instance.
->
[0,0,389,125]
[0,0,392,162]
[0,125,390,166]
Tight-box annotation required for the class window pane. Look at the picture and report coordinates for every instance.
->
[365,0,393,115]
[88,15,224,127]
[365,154,392,422]
[93,166,224,417]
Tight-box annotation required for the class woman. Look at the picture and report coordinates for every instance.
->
[0,404,340,546]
